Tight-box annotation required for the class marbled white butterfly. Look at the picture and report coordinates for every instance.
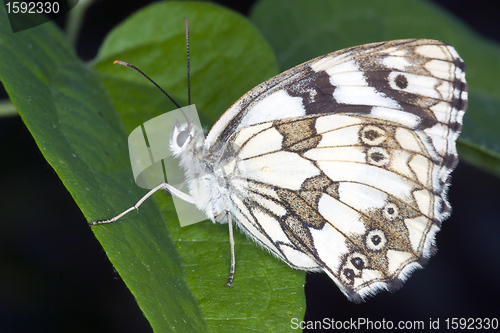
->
[91,38,467,302]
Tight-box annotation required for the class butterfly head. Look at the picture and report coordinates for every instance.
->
[170,118,203,157]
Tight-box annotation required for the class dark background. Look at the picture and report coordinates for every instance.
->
[1,1,499,332]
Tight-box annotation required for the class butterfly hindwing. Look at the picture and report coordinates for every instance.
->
[202,39,467,301]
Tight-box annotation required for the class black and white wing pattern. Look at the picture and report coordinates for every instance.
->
[173,39,467,301]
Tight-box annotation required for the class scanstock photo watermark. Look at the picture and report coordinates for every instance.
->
[290,317,499,330]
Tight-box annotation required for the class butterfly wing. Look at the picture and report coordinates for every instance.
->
[206,39,467,148]
[208,39,467,301]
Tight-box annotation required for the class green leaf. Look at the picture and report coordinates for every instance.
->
[250,0,500,177]
[0,4,208,333]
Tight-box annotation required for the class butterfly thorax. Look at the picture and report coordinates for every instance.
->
[170,123,235,222]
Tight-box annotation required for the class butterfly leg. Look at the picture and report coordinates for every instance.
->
[226,211,236,287]
[89,182,194,226]
[216,210,235,287]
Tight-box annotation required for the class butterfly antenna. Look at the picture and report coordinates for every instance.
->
[113,60,191,125]
[184,18,191,108]
[184,17,193,125]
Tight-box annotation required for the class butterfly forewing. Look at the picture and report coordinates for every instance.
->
[201,39,467,301]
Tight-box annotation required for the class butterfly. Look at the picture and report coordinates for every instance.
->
[92,38,467,302]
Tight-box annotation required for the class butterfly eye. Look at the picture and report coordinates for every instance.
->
[177,129,190,147]
[173,118,191,148]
